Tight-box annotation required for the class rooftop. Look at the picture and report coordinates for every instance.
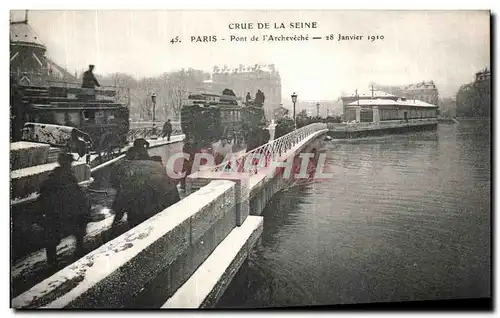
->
[403,81,437,90]
[347,98,438,108]
[213,64,278,75]
[375,81,437,89]
[10,22,45,48]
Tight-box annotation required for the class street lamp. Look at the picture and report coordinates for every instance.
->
[291,92,297,129]
[151,93,157,138]
[316,102,320,118]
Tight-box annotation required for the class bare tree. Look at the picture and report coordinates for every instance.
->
[165,71,189,120]
[99,68,210,121]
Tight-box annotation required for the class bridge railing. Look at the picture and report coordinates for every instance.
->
[126,123,183,142]
[130,121,180,129]
[207,123,328,175]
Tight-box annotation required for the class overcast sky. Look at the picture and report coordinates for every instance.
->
[11,10,490,100]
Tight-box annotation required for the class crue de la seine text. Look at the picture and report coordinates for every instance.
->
[228,22,318,30]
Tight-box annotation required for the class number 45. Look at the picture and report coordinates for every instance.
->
[170,36,180,44]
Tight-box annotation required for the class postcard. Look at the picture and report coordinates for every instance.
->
[9,9,491,309]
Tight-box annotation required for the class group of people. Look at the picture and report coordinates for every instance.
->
[245,89,265,107]
[15,65,175,266]
[29,65,264,266]
[38,135,168,266]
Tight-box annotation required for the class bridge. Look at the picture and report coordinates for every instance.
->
[11,123,329,309]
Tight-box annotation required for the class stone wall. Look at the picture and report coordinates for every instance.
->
[12,179,262,308]
[11,161,91,201]
[10,142,50,170]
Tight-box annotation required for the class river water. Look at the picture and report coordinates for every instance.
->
[217,119,491,308]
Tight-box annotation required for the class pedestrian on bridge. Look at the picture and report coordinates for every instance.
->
[162,119,173,141]
[213,137,233,165]
[39,153,91,266]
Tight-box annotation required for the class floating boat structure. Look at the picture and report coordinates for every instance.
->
[329,89,439,138]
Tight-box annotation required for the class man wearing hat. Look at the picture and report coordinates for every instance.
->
[39,153,91,265]
[81,64,101,100]
[126,138,151,160]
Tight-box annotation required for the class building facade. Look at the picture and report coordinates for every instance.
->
[475,68,491,82]
[373,81,439,106]
[344,98,438,123]
[456,68,490,118]
[203,64,282,120]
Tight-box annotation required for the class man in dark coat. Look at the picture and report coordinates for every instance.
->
[82,65,100,89]
[255,90,265,107]
[81,65,100,100]
[39,153,91,265]
[110,160,180,229]
[162,119,173,141]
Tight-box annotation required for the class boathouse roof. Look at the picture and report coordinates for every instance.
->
[347,98,437,108]
[401,99,438,108]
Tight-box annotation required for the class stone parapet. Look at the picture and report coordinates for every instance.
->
[186,172,249,226]
[10,161,91,201]
[12,180,237,309]
[10,142,50,170]
[162,215,263,308]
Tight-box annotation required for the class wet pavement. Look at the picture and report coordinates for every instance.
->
[11,181,188,298]
[11,137,187,297]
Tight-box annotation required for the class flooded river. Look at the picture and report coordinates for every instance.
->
[217,119,491,308]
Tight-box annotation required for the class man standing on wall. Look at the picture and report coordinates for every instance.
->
[81,64,101,100]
